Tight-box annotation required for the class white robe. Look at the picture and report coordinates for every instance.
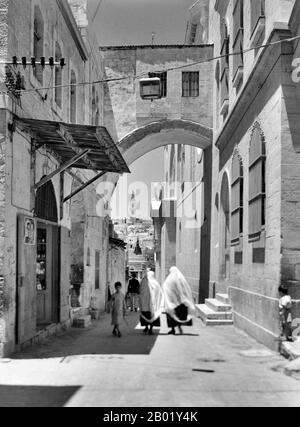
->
[163,267,197,324]
[139,272,164,324]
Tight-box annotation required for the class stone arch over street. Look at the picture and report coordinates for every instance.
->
[118,119,213,165]
[101,44,214,305]
[106,118,213,303]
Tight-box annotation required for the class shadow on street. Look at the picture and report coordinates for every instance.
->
[11,313,160,360]
[0,385,81,407]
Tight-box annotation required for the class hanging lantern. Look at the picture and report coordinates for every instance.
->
[140,77,161,101]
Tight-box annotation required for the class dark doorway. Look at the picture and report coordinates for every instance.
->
[35,180,60,327]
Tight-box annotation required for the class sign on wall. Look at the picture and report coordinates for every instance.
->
[24,218,36,246]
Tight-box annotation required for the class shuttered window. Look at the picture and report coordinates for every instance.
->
[220,21,229,107]
[70,70,77,124]
[182,72,199,97]
[55,42,63,109]
[251,0,265,36]
[33,6,44,84]
[231,152,244,245]
[95,251,100,290]
[249,125,266,241]
[232,0,244,80]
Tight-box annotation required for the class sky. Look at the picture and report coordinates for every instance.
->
[91,0,197,45]
[90,0,196,218]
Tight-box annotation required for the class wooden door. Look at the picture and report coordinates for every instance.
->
[36,223,60,326]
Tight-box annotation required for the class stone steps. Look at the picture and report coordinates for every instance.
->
[205,319,235,327]
[205,298,232,312]
[197,304,233,321]
[216,293,230,305]
[197,293,234,327]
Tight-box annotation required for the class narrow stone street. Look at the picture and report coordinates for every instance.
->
[0,314,299,407]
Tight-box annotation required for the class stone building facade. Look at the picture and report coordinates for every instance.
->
[208,0,300,348]
[0,0,127,357]
[185,0,210,45]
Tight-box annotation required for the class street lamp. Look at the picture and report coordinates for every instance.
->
[140,77,162,101]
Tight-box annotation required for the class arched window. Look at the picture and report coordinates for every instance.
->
[70,70,77,123]
[249,123,266,241]
[33,6,44,84]
[55,42,63,108]
[35,180,58,223]
[231,151,244,245]
[220,20,229,116]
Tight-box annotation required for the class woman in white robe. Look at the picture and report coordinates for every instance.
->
[163,267,197,335]
[139,271,164,335]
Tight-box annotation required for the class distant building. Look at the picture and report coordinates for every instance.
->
[185,0,210,45]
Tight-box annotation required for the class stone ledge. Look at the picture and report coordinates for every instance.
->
[281,338,300,360]
[14,320,72,355]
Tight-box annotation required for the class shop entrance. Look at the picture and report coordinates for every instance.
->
[35,180,60,327]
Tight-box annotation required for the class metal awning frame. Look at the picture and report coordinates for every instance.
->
[63,170,106,204]
[35,149,91,190]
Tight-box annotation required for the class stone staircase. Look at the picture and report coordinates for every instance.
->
[197,294,234,326]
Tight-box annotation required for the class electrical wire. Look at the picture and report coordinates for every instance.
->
[1,33,300,96]
[91,0,104,25]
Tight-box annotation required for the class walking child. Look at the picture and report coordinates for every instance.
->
[111,282,126,338]
[279,286,293,342]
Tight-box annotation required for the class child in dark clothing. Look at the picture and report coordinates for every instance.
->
[278,286,293,342]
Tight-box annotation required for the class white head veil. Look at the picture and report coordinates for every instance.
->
[163,267,197,322]
[140,271,164,324]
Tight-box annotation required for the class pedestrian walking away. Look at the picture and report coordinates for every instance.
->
[111,282,127,338]
[163,267,197,335]
[139,270,164,335]
[127,273,140,312]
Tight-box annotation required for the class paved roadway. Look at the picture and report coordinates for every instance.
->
[0,312,300,407]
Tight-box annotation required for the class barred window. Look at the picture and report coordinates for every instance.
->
[182,72,199,97]
[249,124,266,241]
[149,72,167,98]
[231,152,244,245]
